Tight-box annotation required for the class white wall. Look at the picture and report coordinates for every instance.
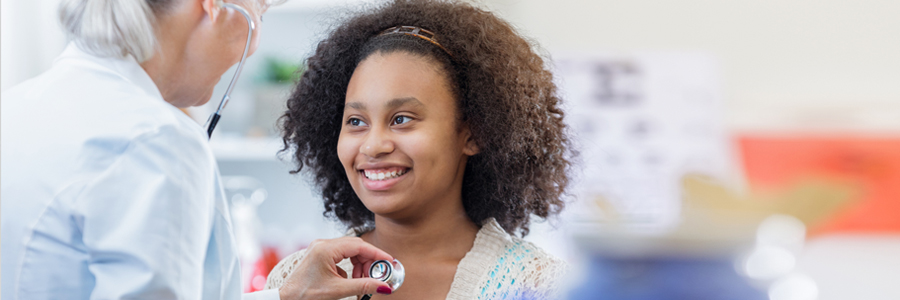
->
[1,0,68,91]
[6,0,899,132]
[484,0,900,132]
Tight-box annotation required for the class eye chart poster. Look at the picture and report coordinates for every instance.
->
[555,52,734,233]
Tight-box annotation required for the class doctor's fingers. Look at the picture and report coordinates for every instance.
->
[351,258,391,280]
[307,237,393,266]
[330,277,393,298]
[280,273,390,300]
[351,259,374,279]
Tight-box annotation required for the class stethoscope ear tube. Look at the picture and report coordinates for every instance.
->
[204,3,255,139]
[205,113,222,137]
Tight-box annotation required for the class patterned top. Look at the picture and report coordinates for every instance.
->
[264,218,566,299]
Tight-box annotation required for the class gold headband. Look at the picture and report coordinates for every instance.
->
[378,26,452,57]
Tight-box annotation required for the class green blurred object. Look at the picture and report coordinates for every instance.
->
[248,56,305,136]
[262,57,305,84]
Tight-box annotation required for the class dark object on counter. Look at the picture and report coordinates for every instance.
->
[567,255,767,300]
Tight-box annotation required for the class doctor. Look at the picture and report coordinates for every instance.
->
[0,0,395,299]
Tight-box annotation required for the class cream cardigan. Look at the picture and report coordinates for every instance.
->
[264,219,566,299]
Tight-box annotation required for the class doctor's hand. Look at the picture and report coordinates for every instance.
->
[278,237,394,300]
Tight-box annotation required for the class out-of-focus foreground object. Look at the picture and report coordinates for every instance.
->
[737,135,900,300]
[567,175,855,300]
[739,136,900,235]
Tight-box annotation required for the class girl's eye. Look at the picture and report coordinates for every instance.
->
[392,115,412,125]
[348,118,368,127]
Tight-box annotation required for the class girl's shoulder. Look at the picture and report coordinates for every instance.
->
[450,219,567,300]
[478,219,565,266]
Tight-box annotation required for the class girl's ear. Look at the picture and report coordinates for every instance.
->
[461,126,480,156]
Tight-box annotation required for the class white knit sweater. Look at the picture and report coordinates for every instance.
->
[264,219,566,299]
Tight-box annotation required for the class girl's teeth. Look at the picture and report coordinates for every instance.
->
[364,169,406,181]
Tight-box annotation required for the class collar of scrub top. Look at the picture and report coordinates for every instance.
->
[204,2,256,139]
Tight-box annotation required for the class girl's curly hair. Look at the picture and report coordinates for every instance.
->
[281,0,572,236]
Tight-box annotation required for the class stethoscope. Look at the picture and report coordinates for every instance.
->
[362,259,405,299]
[204,2,255,139]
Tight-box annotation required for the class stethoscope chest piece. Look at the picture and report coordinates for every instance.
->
[360,259,404,299]
[369,259,405,290]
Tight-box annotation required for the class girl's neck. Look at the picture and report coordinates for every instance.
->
[363,206,479,261]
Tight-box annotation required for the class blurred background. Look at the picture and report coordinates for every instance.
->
[2,0,899,299]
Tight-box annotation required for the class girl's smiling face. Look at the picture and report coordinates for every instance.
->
[338,51,477,221]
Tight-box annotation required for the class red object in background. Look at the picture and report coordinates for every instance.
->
[245,247,283,293]
[739,136,900,235]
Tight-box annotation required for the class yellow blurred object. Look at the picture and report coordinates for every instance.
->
[681,174,858,228]
[577,175,857,257]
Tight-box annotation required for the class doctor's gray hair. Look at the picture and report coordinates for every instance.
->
[59,0,176,63]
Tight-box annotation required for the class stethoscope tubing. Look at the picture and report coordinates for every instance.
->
[205,3,255,139]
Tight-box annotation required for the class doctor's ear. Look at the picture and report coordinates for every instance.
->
[201,0,222,21]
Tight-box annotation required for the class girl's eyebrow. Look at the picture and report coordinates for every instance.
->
[345,97,424,111]
[346,102,366,111]
[386,97,424,110]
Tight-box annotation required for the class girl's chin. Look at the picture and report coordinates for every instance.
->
[362,202,402,215]
[361,200,413,219]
